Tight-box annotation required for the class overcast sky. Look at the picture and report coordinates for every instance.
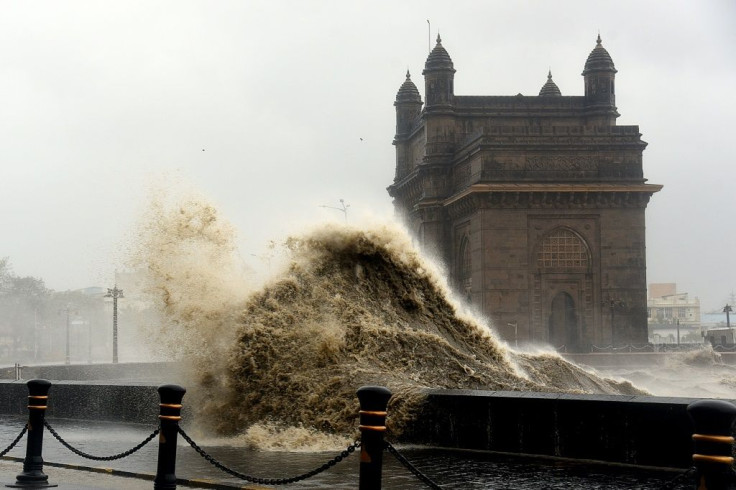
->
[1,1,734,312]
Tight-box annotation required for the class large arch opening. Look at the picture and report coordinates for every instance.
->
[535,227,591,350]
[549,291,578,349]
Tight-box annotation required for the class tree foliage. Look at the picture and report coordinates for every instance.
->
[0,258,106,363]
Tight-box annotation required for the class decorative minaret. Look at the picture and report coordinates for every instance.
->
[416,34,455,262]
[394,70,422,137]
[582,34,619,125]
[422,34,455,110]
[539,69,562,96]
[393,70,423,180]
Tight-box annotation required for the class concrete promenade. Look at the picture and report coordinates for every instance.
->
[0,458,157,489]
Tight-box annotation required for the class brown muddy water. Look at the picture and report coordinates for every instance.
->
[96,195,704,487]
[130,196,642,444]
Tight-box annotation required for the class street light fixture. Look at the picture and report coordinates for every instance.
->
[104,285,124,364]
[319,199,350,224]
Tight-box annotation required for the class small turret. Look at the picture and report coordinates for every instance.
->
[422,34,455,109]
[394,70,423,137]
[539,70,562,96]
[582,34,619,124]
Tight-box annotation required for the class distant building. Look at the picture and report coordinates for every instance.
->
[701,307,734,346]
[388,35,661,352]
[647,283,701,344]
[705,327,735,346]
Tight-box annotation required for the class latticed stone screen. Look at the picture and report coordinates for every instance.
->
[537,229,589,269]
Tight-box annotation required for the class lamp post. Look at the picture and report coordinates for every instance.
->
[87,319,92,364]
[105,285,124,364]
[723,304,732,329]
[319,199,350,224]
[60,305,73,365]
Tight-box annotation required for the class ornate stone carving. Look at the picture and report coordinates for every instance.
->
[452,162,472,191]
[446,194,480,219]
[526,155,597,171]
[473,190,654,209]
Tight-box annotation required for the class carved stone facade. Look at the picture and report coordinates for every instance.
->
[388,35,662,352]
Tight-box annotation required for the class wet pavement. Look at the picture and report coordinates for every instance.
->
[0,416,692,489]
[0,459,156,489]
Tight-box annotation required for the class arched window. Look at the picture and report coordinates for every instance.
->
[536,228,590,270]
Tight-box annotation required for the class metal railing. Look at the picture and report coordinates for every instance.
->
[0,381,444,489]
[578,344,722,353]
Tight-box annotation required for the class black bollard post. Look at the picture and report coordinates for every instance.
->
[687,399,736,490]
[357,386,392,490]
[154,384,186,490]
[7,379,57,488]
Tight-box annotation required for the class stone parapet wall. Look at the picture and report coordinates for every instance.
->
[0,380,193,424]
[0,380,730,469]
[402,389,736,469]
[562,352,736,367]
[0,362,185,383]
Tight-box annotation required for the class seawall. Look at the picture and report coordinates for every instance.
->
[562,351,736,368]
[0,380,163,423]
[0,362,185,383]
[0,367,733,469]
[402,389,736,469]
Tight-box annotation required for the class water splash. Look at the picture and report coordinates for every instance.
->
[131,194,642,448]
[591,346,736,399]
[128,183,252,371]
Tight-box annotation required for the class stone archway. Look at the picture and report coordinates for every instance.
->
[549,291,578,349]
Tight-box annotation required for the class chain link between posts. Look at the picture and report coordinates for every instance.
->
[5,419,706,489]
[177,426,359,485]
[0,424,27,457]
[44,420,159,461]
[385,442,444,489]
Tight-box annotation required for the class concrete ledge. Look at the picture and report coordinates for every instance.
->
[561,352,736,368]
[401,389,736,469]
[0,381,166,423]
[0,362,185,383]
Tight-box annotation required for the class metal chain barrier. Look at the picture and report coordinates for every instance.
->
[611,345,631,352]
[386,442,443,489]
[177,426,359,485]
[591,344,611,351]
[714,345,736,352]
[44,420,159,461]
[0,424,28,457]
